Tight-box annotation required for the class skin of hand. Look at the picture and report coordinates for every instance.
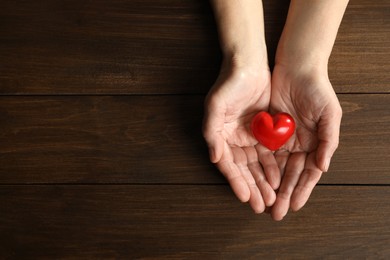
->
[204,62,279,213]
[270,63,342,220]
[269,0,349,221]
[203,0,280,213]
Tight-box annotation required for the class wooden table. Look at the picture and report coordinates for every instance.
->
[1,0,389,258]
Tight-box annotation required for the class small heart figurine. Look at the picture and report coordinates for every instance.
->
[251,111,295,151]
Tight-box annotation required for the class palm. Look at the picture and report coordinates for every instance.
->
[204,68,279,213]
[271,76,324,154]
[219,74,269,147]
[205,68,271,149]
[269,65,342,220]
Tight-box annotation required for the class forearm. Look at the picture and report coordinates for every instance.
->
[276,0,349,68]
[210,0,268,69]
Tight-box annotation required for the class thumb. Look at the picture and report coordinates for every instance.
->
[203,97,225,163]
[316,104,342,172]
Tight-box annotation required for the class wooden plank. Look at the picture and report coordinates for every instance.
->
[332,94,390,184]
[0,95,216,183]
[0,185,389,258]
[0,0,220,94]
[0,0,388,94]
[329,0,390,93]
[0,94,388,184]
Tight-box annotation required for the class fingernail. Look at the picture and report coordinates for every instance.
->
[324,158,331,172]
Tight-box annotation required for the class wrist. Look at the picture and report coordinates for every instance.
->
[274,0,349,73]
[273,57,329,86]
[220,54,270,82]
[275,43,329,77]
[211,0,269,74]
[221,44,269,75]
[275,41,330,70]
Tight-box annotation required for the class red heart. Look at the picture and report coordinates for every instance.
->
[251,111,295,151]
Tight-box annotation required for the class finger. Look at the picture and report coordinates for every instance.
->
[274,149,290,178]
[271,152,306,221]
[244,147,276,207]
[252,164,276,207]
[247,181,266,214]
[255,144,281,190]
[291,152,323,212]
[216,144,250,203]
[232,147,265,213]
[217,161,250,203]
[241,174,265,214]
[202,97,226,163]
[316,104,342,172]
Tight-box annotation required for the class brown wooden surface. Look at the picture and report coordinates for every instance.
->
[0,0,389,258]
[0,0,389,94]
[0,94,389,185]
[0,186,389,259]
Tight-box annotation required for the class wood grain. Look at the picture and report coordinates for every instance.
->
[0,0,388,94]
[0,185,389,259]
[0,95,388,184]
[329,0,390,92]
[0,0,389,258]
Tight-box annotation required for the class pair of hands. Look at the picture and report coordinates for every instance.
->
[203,60,342,220]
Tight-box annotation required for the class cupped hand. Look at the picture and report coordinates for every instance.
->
[270,64,342,220]
[203,63,279,213]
